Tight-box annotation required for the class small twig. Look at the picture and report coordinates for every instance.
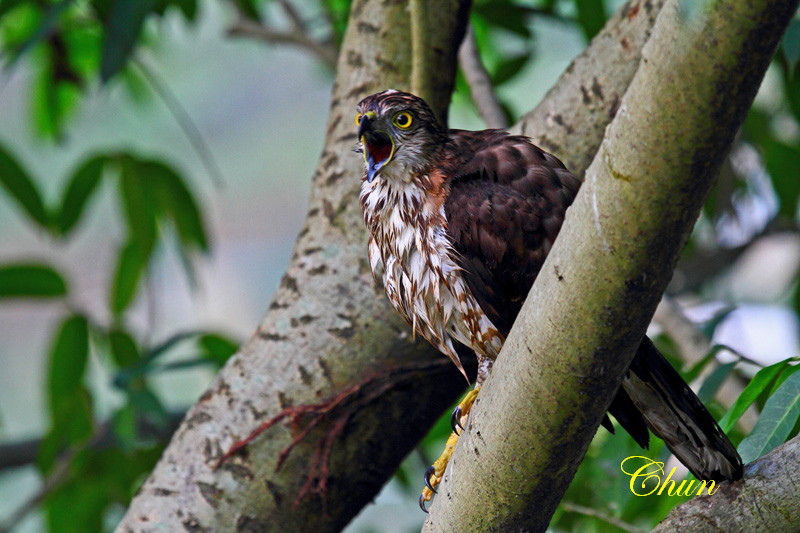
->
[517,5,576,23]
[0,449,73,533]
[458,25,508,129]
[277,0,306,33]
[133,59,226,188]
[560,501,647,533]
[0,411,184,471]
[227,16,337,69]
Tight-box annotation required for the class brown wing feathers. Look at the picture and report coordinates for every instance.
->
[444,130,579,334]
[442,129,742,482]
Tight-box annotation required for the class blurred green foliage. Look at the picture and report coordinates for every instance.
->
[0,1,799,532]
[0,142,238,529]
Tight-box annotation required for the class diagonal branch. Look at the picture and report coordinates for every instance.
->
[458,25,508,129]
[116,0,676,529]
[226,9,338,69]
[116,1,468,530]
[424,0,799,530]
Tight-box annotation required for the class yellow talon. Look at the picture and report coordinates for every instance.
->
[420,387,481,512]
[451,387,481,433]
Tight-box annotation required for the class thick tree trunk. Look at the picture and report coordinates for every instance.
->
[116,0,683,530]
[117,1,468,531]
[423,0,799,531]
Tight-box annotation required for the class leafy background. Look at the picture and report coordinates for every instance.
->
[0,1,798,532]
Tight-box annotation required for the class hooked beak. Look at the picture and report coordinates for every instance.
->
[358,112,395,183]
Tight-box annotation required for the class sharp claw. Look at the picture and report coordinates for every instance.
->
[450,406,463,434]
[419,493,429,513]
[424,465,437,493]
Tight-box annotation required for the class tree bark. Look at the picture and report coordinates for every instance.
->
[512,0,663,177]
[423,0,798,531]
[117,1,468,531]
[653,435,800,532]
[116,0,675,531]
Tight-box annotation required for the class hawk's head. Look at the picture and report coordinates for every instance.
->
[355,90,446,183]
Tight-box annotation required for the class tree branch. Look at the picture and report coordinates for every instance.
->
[116,0,679,529]
[560,502,646,533]
[116,1,468,531]
[409,0,469,126]
[227,14,338,69]
[653,435,800,531]
[458,25,508,128]
[424,0,798,530]
[511,0,664,177]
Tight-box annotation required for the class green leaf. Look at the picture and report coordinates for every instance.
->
[47,314,90,414]
[45,475,107,533]
[232,0,260,20]
[738,369,800,463]
[146,330,202,362]
[697,361,736,404]
[699,306,736,338]
[37,386,94,472]
[33,40,83,140]
[112,403,138,451]
[719,358,794,433]
[764,141,800,219]
[744,109,800,219]
[157,358,216,372]
[682,345,725,384]
[492,52,531,86]
[0,0,29,19]
[0,263,67,298]
[100,0,157,82]
[129,384,169,431]
[109,328,141,367]
[783,17,800,71]
[118,156,157,256]
[321,0,349,42]
[56,155,106,235]
[110,240,147,316]
[169,0,197,20]
[472,1,531,38]
[574,0,607,42]
[0,143,50,228]
[767,361,800,397]
[38,315,94,472]
[786,68,800,135]
[145,160,209,252]
[199,333,238,366]
[7,0,73,65]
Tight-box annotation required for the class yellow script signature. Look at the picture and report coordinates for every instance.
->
[620,456,718,497]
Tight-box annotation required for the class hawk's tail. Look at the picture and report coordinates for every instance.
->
[610,337,743,482]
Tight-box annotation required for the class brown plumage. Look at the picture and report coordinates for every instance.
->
[356,90,742,487]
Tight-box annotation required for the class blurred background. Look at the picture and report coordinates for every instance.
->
[0,1,798,531]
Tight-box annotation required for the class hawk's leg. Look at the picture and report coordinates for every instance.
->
[419,387,481,511]
[419,355,494,511]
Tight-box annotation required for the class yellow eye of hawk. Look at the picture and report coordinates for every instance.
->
[393,111,413,129]
[354,112,362,126]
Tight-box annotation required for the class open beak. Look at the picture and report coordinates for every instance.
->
[358,113,395,182]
